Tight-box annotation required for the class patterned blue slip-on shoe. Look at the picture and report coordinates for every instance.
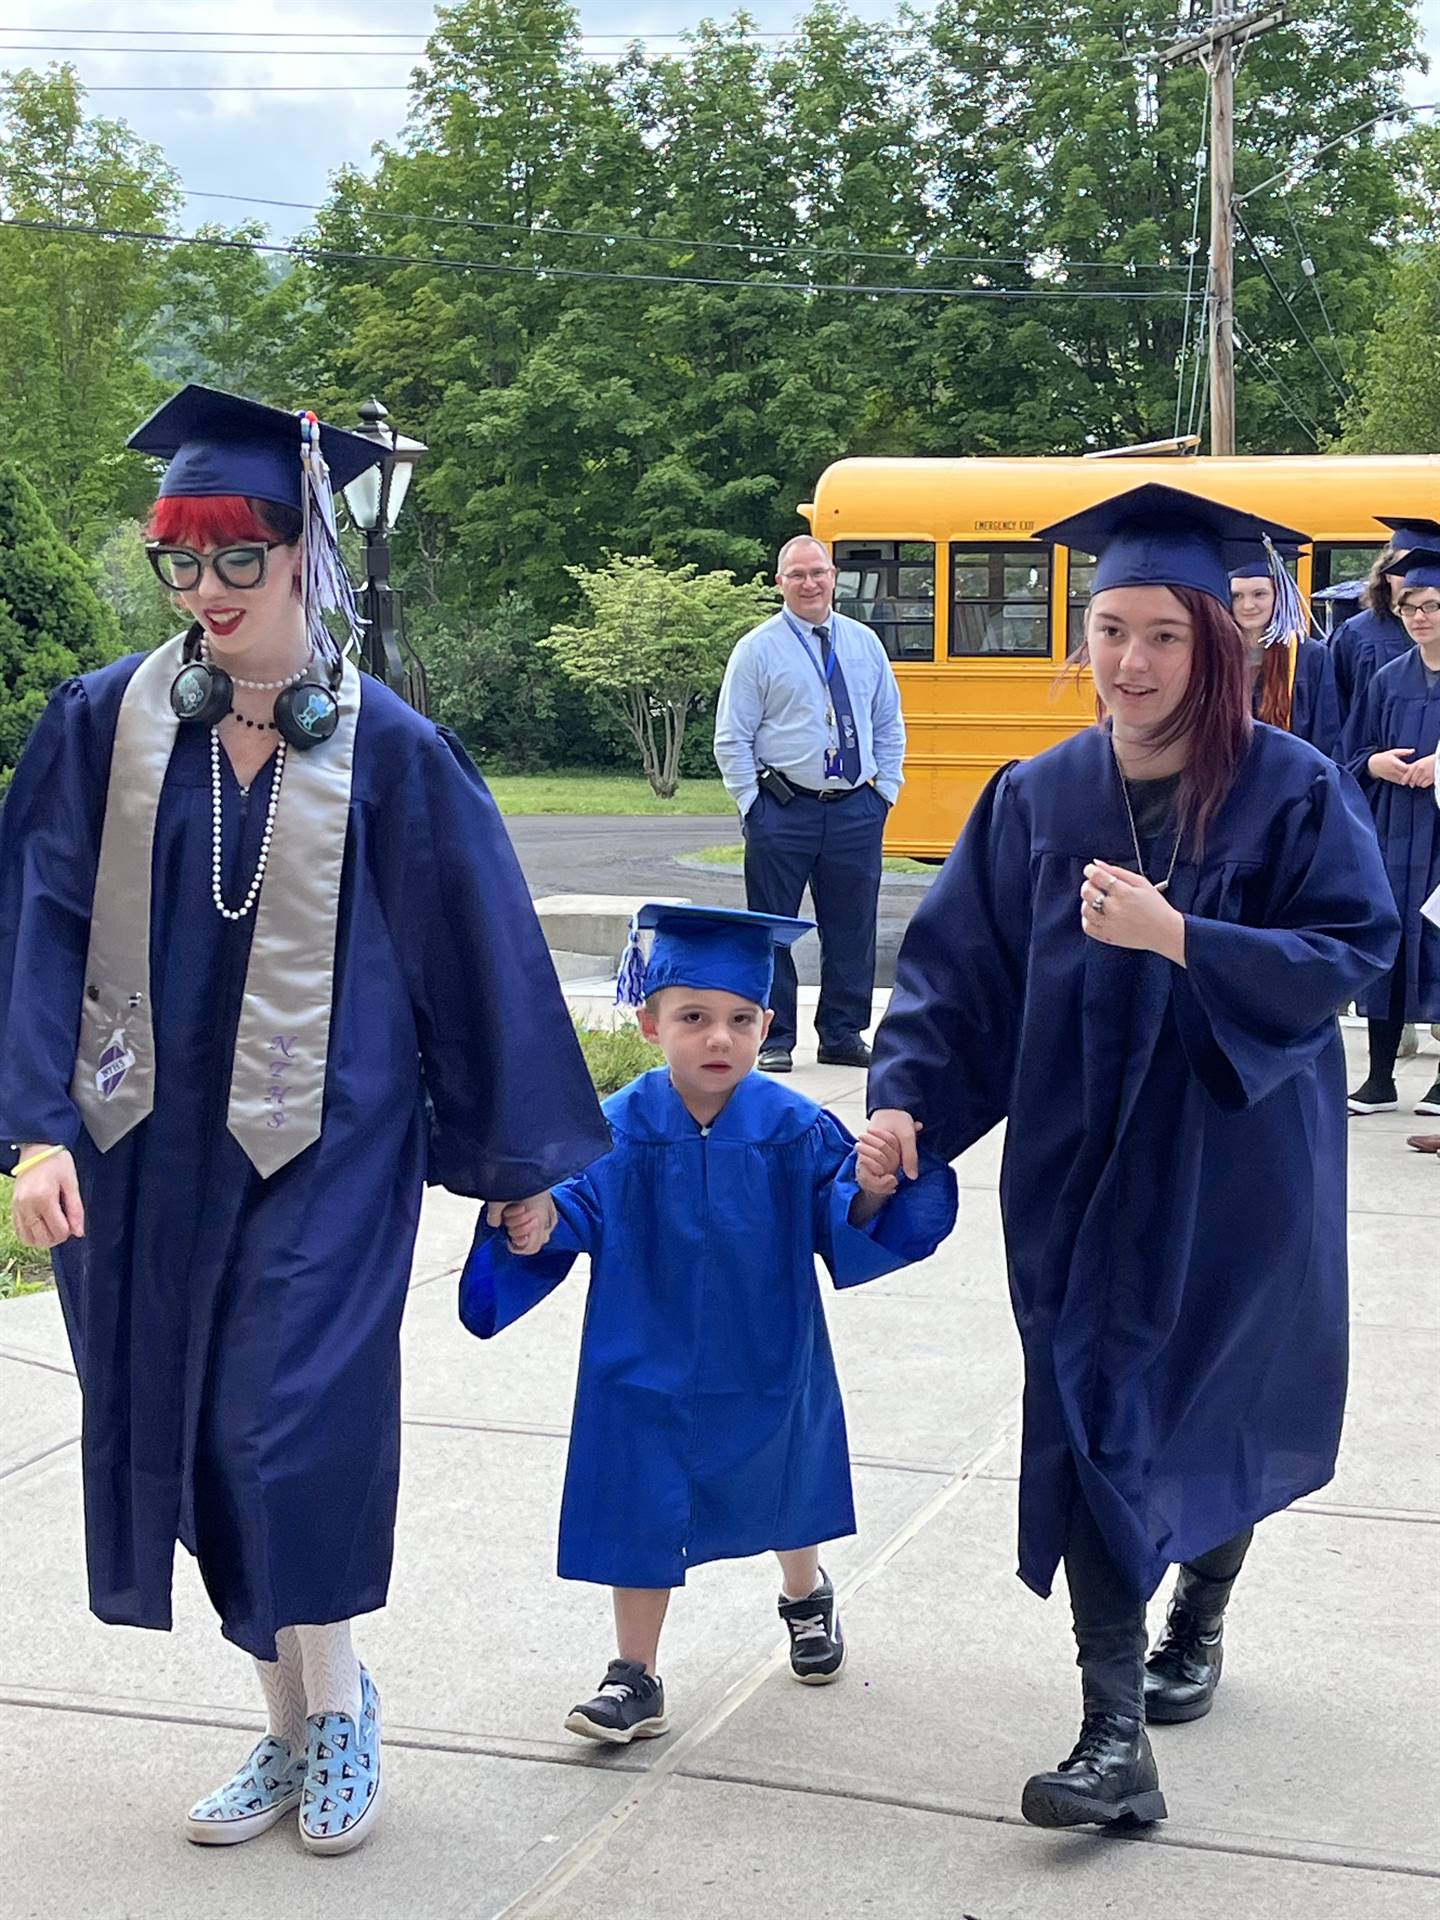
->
[185,1735,305,1846]
[299,1667,383,1856]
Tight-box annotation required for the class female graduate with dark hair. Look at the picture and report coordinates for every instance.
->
[1330,518,1440,730]
[0,386,610,1855]
[1228,544,1340,756]
[866,484,1399,1832]
[1340,546,1440,1121]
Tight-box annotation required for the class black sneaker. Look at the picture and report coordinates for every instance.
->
[778,1571,846,1684]
[1415,1080,1440,1118]
[1347,1077,1398,1114]
[563,1659,669,1745]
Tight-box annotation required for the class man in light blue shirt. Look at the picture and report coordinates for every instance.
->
[714,535,906,1072]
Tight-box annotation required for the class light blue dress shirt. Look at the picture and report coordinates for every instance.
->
[713,608,907,820]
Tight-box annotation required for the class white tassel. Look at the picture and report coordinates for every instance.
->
[298,411,366,666]
[1260,534,1311,649]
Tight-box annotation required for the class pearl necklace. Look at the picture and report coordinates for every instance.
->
[211,729,286,921]
[199,635,309,692]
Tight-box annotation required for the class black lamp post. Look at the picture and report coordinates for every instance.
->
[341,397,429,714]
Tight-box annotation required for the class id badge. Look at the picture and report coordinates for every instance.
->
[823,746,843,781]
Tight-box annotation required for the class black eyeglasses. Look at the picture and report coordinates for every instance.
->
[146,542,286,592]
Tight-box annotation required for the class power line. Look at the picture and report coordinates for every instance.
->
[177,186,1197,275]
[1233,202,1346,400]
[0,214,1205,302]
[1233,322,1324,446]
[3,24,798,38]
[1235,100,1438,202]
[1173,69,1211,438]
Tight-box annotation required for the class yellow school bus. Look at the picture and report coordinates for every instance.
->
[798,454,1440,858]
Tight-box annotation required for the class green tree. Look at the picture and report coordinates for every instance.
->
[0,461,125,785]
[90,519,179,654]
[1341,122,1440,451]
[0,66,179,545]
[544,557,774,795]
[147,224,316,400]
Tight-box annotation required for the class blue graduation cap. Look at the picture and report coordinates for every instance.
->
[1035,484,1307,607]
[1390,547,1440,591]
[127,384,382,666]
[127,383,382,512]
[1313,577,1367,603]
[616,903,815,1010]
[1226,538,1301,581]
[1377,517,1440,554]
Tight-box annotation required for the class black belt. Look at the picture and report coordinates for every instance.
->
[786,781,870,802]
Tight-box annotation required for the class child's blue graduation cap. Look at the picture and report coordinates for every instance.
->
[1377,517,1440,554]
[1034,483,1307,608]
[615,902,815,1010]
[127,383,382,513]
[1390,547,1440,591]
[127,384,383,667]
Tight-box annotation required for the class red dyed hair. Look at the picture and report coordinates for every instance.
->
[145,494,302,549]
[1070,585,1252,849]
[1254,642,1293,730]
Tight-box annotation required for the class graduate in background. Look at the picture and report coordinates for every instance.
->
[1340,547,1440,1122]
[1228,543,1341,757]
[1330,518,1440,729]
[0,386,609,1854]
[867,485,1398,1833]
[460,904,956,1744]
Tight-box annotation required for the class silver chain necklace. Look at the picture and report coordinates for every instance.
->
[210,729,286,921]
[1113,744,1183,895]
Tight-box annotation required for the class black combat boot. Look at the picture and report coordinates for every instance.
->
[1021,1711,1168,1829]
[1144,1559,1240,1724]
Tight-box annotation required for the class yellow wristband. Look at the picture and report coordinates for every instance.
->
[13,1146,64,1178]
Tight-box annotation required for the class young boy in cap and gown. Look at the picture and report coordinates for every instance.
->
[1340,546,1440,1121]
[1330,518,1440,730]
[867,485,1398,1830]
[1228,541,1341,756]
[0,385,610,1852]
[460,904,957,1740]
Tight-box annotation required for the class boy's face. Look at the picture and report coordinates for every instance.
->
[637,988,773,1102]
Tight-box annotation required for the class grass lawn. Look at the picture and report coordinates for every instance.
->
[0,1177,54,1299]
[485,771,732,816]
[683,842,934,875]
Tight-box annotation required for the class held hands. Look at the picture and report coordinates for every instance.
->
[11,1147,84,1249]
[854,1124,906,1199]
[485,1191,558,1257]
[1081,861,1187,965]
[1370,748,1436,789]
[864,1110,923,1181]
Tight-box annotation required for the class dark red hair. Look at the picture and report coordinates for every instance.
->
[1070,585,1252,849]
[1253,642,1293,730]
[145,494,302,548]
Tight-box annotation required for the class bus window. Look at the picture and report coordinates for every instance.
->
[950,545,1052,657]
[1066,552,1097,654]
[1312,543,1381,595]
[834,541,935,660]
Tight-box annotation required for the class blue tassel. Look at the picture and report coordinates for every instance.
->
[1260,535,1310,649]
[298,411,366,667]
[614,916,648,1008]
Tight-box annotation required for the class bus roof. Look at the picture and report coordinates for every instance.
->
[799,454,1440,545]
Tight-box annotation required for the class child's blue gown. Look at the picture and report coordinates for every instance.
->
[461,1068,957,1588]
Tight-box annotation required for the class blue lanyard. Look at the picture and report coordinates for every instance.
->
[784,613,837,693]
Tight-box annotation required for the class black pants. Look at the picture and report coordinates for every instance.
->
[742,785,887,1053]
[1063,1502,1254,1718]
[1366,959,1409,1084]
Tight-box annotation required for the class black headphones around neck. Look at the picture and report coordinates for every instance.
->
[169,626,343,751]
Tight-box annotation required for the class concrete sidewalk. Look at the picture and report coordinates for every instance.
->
[2,1008,1436,1918]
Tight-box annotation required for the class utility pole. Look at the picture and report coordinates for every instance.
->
[1160,3,1290,456]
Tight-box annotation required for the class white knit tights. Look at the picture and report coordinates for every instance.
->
[252,1626,308,1757]
[294,1620,363,1723]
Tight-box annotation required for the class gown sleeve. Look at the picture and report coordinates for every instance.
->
[382,727,611,1201]
[1338,672,1385,787]
[810,1109,959,1291]
[867,764,1031,1162]
[1290,644,1341,760]
[457,1170,602,1337]
[0,681,105,1150]
[1171,763,1398,1111]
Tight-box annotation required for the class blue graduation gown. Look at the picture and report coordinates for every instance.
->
[869,725,1398,1602]
[1330,607,1409,729]
[0,658,610,1659]
[1340,647,1440,1021]
[1287,640,1342,759]
[459,1068,957,1588]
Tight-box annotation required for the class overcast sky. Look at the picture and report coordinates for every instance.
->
[6,0,1436,245]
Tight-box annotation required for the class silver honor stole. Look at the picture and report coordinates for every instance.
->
[70,634,362,1177]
